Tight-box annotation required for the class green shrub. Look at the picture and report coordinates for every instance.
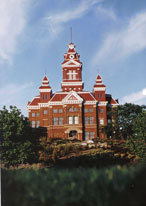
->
[2,164,146,206]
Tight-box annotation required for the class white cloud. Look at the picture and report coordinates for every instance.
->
[92,10,146,65]
[0,0,29,63]
[46,0,102,35]
[0,82,34,115]
[121,88,146,105]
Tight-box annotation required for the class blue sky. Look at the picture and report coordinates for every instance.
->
[0,0,146,116]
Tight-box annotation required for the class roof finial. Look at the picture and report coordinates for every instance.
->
[70,27,72,43]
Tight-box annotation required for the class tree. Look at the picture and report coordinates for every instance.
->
[0,106,37,167]
[103,103,145,139]
[127,111,146,161]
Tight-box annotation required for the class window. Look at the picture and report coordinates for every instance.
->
[43,110,47,115]
[59,117,63,125]
[53,109,57,113]
[53,117,58,125]
[68,116,73,124]
[84,117,88,124]
[89,132,94,139]
[84,108,88,113]
[99,109,103,113]
[36,112,39,117]
[36,121,40,128]
[32,113,35,117]
[85,132,89,140]
[58,109,63,113]
[73,107,78,112]
[89,117,94,124]
[89,108,93,112]
[68,107,72,112]
[32,121,35,128]
[98,93,102,98]
[45,95,48,100]
[100,119,104,125]
[73,116,78,124]
[108,119,111,123]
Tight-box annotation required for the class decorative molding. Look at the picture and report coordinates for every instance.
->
[98,101,108,106]
[61,81,83,86]
[39,89,52,92]
[93,87,106,91]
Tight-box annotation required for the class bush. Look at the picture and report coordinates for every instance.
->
[2,164,146,206]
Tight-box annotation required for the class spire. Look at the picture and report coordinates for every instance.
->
[95,74,102,84]
[70,27,72,43]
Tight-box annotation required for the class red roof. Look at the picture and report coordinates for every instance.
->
[111,98,118,104]
[43,76,48,81]
[50,93,67,101]
[78,92,96,101]
[94,84,106,87]
[97,74,102,80]
[29,97,40,106]
[39,85,51,89]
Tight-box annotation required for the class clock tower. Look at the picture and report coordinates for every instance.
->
[61,42,84,92]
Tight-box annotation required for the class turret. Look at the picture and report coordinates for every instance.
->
[39,76,52,102]
[93,74,106,101]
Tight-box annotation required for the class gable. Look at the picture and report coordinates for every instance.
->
[62,91,83,103]
[62,59,81,67]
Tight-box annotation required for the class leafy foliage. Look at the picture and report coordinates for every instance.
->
[0,106,38,167]
[2,164,146,206]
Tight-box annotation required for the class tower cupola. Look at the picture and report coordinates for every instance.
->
[39,75,52,102]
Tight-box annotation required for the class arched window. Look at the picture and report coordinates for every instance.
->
[68,107,72,112]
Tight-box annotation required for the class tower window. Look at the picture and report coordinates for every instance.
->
[98,93,102,98]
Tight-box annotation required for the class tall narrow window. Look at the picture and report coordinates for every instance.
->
[73,116,78,124]
[84,117,88,124]
[36,112,39,117]
[68,116,72,124]
[85,132,89,140]
[89,117,94,124]
[89,132,94,139]
[59,117,63,125]
[32,121,35,128]
[36,121,40,128]
[53,117,58,125]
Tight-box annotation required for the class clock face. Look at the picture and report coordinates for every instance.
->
[69,54,74,59]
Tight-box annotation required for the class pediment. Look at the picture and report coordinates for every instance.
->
[62,91,83,103]
[62,59,81,67]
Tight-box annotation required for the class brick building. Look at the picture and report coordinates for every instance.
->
[27,42,118,140]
